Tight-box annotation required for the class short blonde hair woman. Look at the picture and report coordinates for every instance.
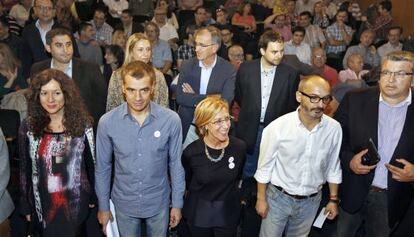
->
[106,33,169,111]
[182,97,246,237]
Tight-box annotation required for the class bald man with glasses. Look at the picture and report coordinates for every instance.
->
[255,75,342,237]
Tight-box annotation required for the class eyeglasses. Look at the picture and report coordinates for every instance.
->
[195,43,216,48]
[230,53,244,59]
[380,70,413,79]
[210,116,233,126]
[299,91,332,104]
[35,5,54,12]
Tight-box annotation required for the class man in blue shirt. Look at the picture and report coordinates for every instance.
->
[95,61,185,237]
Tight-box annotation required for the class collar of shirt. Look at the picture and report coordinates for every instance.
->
[344,68,366,80]
[121,101,159,121]
[386,41,403,49]
[358,44,368,50]
[295,106,326,131]
[199,54,217,69]
[260,61,276,75]
[287,40,304,48]
[35,19,54,31]
[379,89,412,107]
[50,59,73,77]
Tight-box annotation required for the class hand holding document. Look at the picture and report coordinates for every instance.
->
[313,207,330,228]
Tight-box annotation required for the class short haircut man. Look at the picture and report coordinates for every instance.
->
[311,47,339,87]
[145,21,173,75]
[176,25,236,144]
[77,22,103,66]
[21,0,57,75]
[235,30,299,178]
[378,26,403,59]
[255,75,342,237]
[335,51,414,237]
[342,29,380,69]
[31,28,107,128]
[285,26,312,65]
[96,60,185,236]
[325,9,353,58]
[90,8,113,45]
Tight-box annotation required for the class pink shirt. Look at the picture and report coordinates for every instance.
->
[264,23,292,42]
[177,0,203,10]
[338,68,369,82]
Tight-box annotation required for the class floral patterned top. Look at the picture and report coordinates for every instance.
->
[105,67,169,112]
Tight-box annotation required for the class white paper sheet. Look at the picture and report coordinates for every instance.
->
[313,207,329,228]
[106,200,120,237]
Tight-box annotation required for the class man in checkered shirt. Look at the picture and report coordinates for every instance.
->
[325,9,353,56]
[176,24,196,70]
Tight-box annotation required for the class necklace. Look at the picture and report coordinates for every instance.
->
[204,144,225,162]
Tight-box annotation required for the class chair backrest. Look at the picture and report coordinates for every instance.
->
[0,109,20,140]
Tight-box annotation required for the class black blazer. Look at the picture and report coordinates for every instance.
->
[334,87,414,229]
[176,57,236,138]
[235,59,299,151]
[115,22,144,34]
[30,58,107,127]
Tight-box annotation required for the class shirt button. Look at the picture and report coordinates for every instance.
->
[138,138,142,141]
[139,181,142,184]
[139,168,142,171]
[138,153,142,156]
[139,194,142,197]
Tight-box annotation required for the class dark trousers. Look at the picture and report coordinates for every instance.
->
[336,189,389,237]
[243,125,264,177]
[189,225,237,237]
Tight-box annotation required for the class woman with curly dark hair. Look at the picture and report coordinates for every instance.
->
[18,69,96,237]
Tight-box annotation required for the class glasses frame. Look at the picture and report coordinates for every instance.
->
[299,91,332,104]
[380,70,414,79]
[195,43,216,48]
[210,116,233,126]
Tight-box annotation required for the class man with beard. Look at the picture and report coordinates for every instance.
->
[176,26,236,143]
[235,31,299,236]
[235,30,299,178]
[255,76,342,237]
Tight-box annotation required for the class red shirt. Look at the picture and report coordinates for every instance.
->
[322,65,339,87]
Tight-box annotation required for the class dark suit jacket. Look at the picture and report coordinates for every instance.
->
[334,87,414,229]
[176,56,236,138]
[116,22,144,34]
[30,58,107,127]
[235,59,299,151]
[22,22,80,77]
[282,55,320,76]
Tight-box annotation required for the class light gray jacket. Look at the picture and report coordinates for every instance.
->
[0,127,14,222]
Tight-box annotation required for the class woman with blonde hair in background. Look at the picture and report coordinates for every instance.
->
[0,43,27,99]
[106,33,169,111]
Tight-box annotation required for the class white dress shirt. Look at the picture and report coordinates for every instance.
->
[377,42,403,59]
[254,109,342,195]
[35,19,54,47]
[260,62,276,123]
[284,40,312,65]
[158,22,179,42]
[199,55,217,95]
[51,59,73,78]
